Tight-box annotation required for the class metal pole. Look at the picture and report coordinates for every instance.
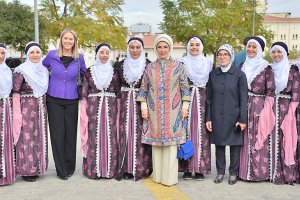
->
[252,0,256,36]
[34,0,39,43]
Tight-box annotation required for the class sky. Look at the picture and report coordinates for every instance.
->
[7,0,300,33]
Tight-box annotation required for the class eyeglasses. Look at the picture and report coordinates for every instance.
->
[217,53,230,58]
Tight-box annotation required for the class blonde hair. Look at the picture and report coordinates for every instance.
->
[57,29,79,58]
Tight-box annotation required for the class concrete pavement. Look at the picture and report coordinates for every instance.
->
[0,133,299,200]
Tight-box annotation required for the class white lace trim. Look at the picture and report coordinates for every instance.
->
[1,98,6,177]
[38,96,47,175]
[93,92,113,178]
[95,95,103,177]
[272,94,291,181]
[132,92,137,181]
[246,92,266,180]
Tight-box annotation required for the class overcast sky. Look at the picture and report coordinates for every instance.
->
[7,0,300,33]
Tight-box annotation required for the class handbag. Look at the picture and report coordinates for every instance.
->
[77,57,83,100]
[177,119,194,160]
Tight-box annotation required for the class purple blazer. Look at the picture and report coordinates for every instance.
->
[42,50,87,100]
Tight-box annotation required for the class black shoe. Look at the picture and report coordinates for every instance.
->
[214,174,224,184]
[22,176,37,182]
[183,172,192,180]
[58,176,68,180]
[67,173,73,178]
[123,172,133,180]
[228,175,237,185]
[194,173,204,181]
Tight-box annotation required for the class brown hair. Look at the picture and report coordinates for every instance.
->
[57,28,79,58]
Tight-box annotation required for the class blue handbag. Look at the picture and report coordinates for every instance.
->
[177,139,194,160]
[177,119,194,160]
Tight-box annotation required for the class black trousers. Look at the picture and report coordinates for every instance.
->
[215,145,241,176]
[47,99,78,177]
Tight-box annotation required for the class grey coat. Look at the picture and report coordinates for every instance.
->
[206,66,248,146]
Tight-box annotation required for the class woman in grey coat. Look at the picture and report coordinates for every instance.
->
[206,44,248,185]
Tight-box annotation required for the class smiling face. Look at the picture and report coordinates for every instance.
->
[129,41,142,59]
[156,41,170,60]
[271,48,283,63]
[216,49,231,67]
[28,47,42,63]
[61,32,75,52]
[246,42,258,58]
[98,48,110,64]
[0,48,5,64]
[189,40,201,56]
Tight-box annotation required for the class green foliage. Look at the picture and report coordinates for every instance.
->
[160,0,273,56]
[288,49,300,60]
[0,0,48,57]
[40,0,127,51]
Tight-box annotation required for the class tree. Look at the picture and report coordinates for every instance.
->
[0,0,48,58]
[39,0,127,50]
[159,0,273,56]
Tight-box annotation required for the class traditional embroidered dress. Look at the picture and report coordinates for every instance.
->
[179,37,212,175]
[0,49,15,185]
[269,43,300,185]
[13,44,49,177]
[239,37,276,181]
[81,68,119,179]
[271,65,300,184]
[137,59,191,146]
[115,59,152,181]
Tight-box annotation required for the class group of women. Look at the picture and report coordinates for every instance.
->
[0,29,300,187]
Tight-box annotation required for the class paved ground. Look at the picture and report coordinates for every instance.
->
[0,133,299,200]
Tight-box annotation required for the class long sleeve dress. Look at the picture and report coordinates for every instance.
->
[239,66,275,181]
[179,78,211,175]
[13,73,48,177]
[272,65,300,184]
[115,60,152,181]
[81,68,120,179]
[0,67,15,185]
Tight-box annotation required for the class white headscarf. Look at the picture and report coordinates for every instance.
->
[123,40,146,84]
[270,45,290,94]
[0,47,13,98]
[90,45,114,90]
[183,37,212,87]
[14,44,49,98]
[241,39,269,89]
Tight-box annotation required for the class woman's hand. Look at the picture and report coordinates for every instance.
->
[236,122,246,131]
[181,108,188,120]
[206,121,212,132]
[142,109,149,120]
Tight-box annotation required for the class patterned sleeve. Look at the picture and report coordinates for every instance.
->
[179,62,190,101]
[112,67,121,98]
[291,65,300,103]
[12,72,24,94]
[136,64,150,102]
[265,66,275,97]
[82,69,90,101]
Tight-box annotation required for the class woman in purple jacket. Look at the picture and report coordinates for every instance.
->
[43,29,87,180]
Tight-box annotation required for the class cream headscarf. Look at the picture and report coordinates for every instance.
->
[154,34,173,59]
